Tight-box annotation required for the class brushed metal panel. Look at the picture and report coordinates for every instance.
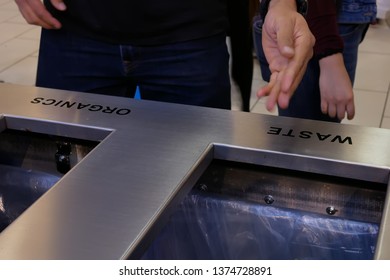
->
[0,83,389,259]
[375,178,390,260]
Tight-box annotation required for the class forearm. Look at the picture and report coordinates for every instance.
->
[260,0,298,22]
[319,52,344,68]
[318,53,354,120]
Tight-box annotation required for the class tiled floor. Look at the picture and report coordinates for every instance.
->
[1,0,390,129]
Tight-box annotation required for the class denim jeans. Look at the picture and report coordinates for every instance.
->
[36,29,231,110]
[253,19,369,122]
[338,0,377,23]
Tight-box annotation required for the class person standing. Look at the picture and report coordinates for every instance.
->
[254,0,376,121]
[227,0,260,112]
[15,0,314,110]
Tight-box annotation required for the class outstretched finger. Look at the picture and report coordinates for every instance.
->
[257,72,277,98]
[346,101,355,120]
[16,0,62,29]
[336,103,347,120]
[266,72,282,111]
[327,103,337,119]
[321,100,328,116]
[50,0,67,11]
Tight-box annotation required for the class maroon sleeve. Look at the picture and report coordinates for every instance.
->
[306,0,344,59]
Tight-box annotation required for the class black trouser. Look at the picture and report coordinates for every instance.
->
[227,0,254,112]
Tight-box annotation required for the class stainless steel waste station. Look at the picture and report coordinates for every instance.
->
[0,83,389,259]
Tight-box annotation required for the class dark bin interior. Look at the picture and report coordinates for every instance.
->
[143,160,386,260]
[0,129,98,233]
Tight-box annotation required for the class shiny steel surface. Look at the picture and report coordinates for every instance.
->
[0,83,389,259]
[193,159,386,224]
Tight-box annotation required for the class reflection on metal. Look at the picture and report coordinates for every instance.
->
[0,164,60,232]
[141,159,385,259]
[0,83,389,259]
[192,160,386,224]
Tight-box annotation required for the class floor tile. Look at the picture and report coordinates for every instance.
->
[0,56,38,85]
[0,0,12,6]
[377,0,390,19]
[7,13,31,24]
[0,38,39,72]
[0,22,35,44]
[249,80,262,110]
[381,117,390,129]
[0,1,18,11]
[384,94,390,117]
[231,81,243,111]
[359,23,390,55]
[250,96,278,116]
[250,59,268,110]
[0,9,18,23]
[18,26,41,41]
[354,52,390,93]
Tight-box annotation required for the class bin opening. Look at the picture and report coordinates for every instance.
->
[142,159,386,260]
[0,120,106,233]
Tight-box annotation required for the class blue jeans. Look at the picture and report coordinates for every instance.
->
[36,29,231,109]
[253,19,369,122]
[338,0,377,24]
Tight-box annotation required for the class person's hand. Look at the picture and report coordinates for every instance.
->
[257,0,315,112]
[319,53,355,120]
[14,0,66,29]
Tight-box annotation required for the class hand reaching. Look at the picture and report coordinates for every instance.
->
[257,0,315,112]
[319,53,355,120]
[14,0,66,29]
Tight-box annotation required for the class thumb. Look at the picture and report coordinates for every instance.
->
[50,0,67,11]
[276,24,295,58]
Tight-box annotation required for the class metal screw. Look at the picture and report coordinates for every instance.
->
[264,195,274,205]
[326,206,338,215]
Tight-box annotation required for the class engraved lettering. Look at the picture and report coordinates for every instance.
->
[31,97,44,104]
[331,136,353,145]
[54,100,63,106]
[102,107,117,114]
[116,109,131,115]
[60,101,76,108]
[267,127,352,145]
[316,133,331,141]
[299,131,312,139]
[89,105,103,112]
[42,99,56,105]
[267,127,282,135]
[30,97,131,116]
[77,103,90,110]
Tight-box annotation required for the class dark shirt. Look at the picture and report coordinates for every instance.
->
[44,0,229,46]
[306,0,344,58]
